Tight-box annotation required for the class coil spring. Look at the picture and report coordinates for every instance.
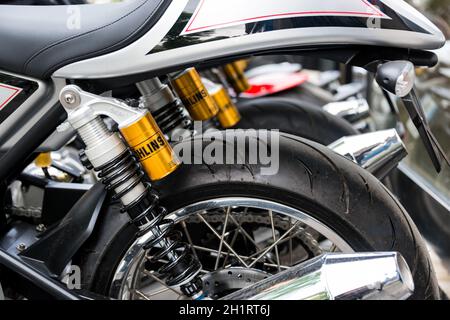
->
[139,196,201,286]
[152,100,192,135]
[93,148,202,289]
[96,150,144,204]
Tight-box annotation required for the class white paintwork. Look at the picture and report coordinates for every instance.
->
[382,0,443,37]
[182,0,389,35]
[0,83,22,110]
[53,0,445,80]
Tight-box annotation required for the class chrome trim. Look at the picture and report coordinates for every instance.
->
[329,129,407,179]
[110,197,354,299]
[323,99,370,123]
[224,252,414,300]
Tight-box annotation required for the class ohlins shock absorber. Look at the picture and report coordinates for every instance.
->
[221,60,251,95]
[59,85,203,298]
[171,68,219,121]
[171,67,242,129]
[203,79,241,128]
[136,78,192,140]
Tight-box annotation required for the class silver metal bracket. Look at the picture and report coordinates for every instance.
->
[59,85,146,130]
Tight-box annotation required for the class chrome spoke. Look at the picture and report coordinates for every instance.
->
[136,286,175,299]
[224,261,289,270]
[192,244,289,270]
[248,221,301,268]
[146,288,171,297]
[197,213,249,268]
[198,269,210,275]
[181,221,199,260]
[145,254,209,275]
[134,290,151,300]
[244,225,302,261]
[271,228,305,247]
[142,270,184,297]
[214,207,230,270]
[222,229,240,268]
[228,214,277,265]
[269,210,281,271]
[289,217,293,266]
[228,215,258,247]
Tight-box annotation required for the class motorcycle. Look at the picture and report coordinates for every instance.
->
[0,0,447,300]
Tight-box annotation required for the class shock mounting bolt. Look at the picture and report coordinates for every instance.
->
[16,243,27,252]
[64,93,76,105]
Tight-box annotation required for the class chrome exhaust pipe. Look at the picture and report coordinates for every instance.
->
[224,252,414,300]
[323,99,370,123]
[328,129,407,179]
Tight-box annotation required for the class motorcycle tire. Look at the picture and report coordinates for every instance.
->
[75,132,439,300]
[236,97,358,145]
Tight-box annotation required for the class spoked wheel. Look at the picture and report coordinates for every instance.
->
[77,132,439,300]
[109,198,352,300]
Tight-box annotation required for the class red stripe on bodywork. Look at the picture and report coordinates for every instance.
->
[0,84,21,110]
[185,0,384,33]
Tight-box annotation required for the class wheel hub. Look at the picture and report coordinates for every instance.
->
[202,267,270,299]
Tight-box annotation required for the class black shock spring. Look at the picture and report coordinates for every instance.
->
[88,148,202,295]
[152,99,192,135]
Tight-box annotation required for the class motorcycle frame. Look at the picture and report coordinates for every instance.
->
[0,0,445,299]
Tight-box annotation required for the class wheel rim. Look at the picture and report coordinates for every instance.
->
[109,197,354,300]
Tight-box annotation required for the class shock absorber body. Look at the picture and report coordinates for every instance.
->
[221,60,251,95]
[202,78,241,128]
[59,85,203,298]
[170,68,220,132]
[170,67,243,130]
[136,78,193,141]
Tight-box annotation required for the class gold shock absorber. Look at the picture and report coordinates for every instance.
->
[120,112,180,181]
[171,68,219,121]
[209,84,241,128]
[222,60,251,95]
[235,59,249,72]
[35,152,52,168]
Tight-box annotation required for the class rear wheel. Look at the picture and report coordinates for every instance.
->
[76,132,439,300]
[236,97,357,145]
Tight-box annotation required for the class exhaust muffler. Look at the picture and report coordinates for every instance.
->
[328,129,407,179]
[224,252,414,300]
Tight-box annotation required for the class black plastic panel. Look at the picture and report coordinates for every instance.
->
[0,73,39,125]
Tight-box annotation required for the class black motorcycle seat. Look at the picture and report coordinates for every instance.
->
[0,0,170,79]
